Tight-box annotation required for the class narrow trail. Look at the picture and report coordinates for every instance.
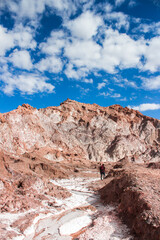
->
[27,177,134,240]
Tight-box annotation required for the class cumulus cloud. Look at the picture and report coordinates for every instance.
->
[1,72,54,95]
[39,31,65,55]
[99,92,110,97]
[17,0,46,19]
[105,3,113,12]
[65,39,101,71]
[0,24,36,57]
[142,76,160,90]
[0,0,46,20]
[97,82,106,90]
[115,0,126,7]
[66,11,102,39]
[143,37,160,72]
[76,84,90,95]
[128,0,137,7]
[13,24,37,50]
[128,103,160,111]
[135,22,160,35]
[107,12,130,30]
[0,26,14,56]
[123,79,138,88]
[0,0,79,20]
[102,29,146,71]
[36,56,63,73]
[0,0,160,99]
[64,27,147,77]
[111,93,121,98]
[83,79,93,84]
[9,50,33,70]
[120,97,127,101]
[115,78,138,88]
[64,63,88,79]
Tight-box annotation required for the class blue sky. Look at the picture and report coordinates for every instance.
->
[0,0,160,119]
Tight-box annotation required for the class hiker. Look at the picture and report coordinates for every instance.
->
[99,163,105,180]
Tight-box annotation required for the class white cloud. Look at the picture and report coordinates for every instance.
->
[97,82,106,90]
[47,0,78,18]
[143,37,160,72]
[128,103,160,111]
[37,30,65,74]
[0,24,36,57]
[0,0,77,20]
[1,72,54,95]
[102,29,146,71]
[105,3,113,12]
[9,50,33,70]
[115,0,126,7]
[66,11,102,39]
[142,76,160,90]
[124,79,138,88]
[83,79,93,84]
[76,84,90,95]
[115,78,138,88]
[39,31,65,55]
[64,28,146,77]
[111,93,121,98]
[36,56,63,73]
[120,97,127,101]
[13,24,37,49]
[107,12,130,30]
[65,38,101,70]
[0,0,46,19]
[134,21,160,35]
[128,0,137,7]
[64,63,88,79]
[108,87,114,92]
[18,0,46,19]
[0,26,14,56]
[99,92,110,97]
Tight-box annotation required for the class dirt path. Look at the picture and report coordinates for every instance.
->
[26,177,133,240]
[0,176,133,239]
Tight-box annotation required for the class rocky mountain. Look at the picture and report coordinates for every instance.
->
[0,98,160,163]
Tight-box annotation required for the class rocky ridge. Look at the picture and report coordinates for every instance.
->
[0,99,160,163]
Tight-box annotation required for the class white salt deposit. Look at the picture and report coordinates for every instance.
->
[59,215,92,235]
[51,177,99,210]
[0,177,133,240]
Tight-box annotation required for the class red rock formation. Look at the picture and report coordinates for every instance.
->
[99,162,160,240]
[0,99,159,163]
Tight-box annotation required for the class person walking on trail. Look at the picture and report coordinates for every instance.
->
[100,163,105,180]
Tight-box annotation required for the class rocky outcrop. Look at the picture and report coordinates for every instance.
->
[0,151,72,214]
[0,99,159,163]
[99,162,160,240]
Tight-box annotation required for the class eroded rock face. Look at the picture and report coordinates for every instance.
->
[98,162,160,240]
[0,151,71,214]
[0,99,160,163]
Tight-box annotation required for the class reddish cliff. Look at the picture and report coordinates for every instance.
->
[0,99,159,163]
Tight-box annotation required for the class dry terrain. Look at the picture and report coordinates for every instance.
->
[0,99,159,239]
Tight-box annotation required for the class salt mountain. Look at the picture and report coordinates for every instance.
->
[0,98,160,163]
